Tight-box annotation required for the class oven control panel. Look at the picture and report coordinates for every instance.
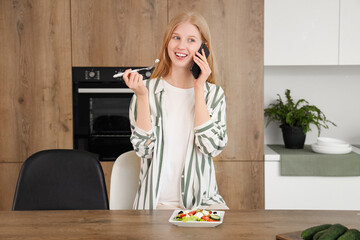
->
[72,67,153,83]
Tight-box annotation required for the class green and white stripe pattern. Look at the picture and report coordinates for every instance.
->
[129,78,228,210]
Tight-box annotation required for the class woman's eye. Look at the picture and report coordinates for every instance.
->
[173,36,180,40]
[189,38,195,43]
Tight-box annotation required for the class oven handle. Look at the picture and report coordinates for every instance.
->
[78,88,134,93]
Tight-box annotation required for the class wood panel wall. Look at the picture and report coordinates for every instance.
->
[0,0,72,210]
[168,0,264,161]
[168,0,264,209]
[0,0,73,162]
[71,0,168,66]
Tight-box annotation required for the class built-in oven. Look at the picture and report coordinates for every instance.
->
[72,67,153,161]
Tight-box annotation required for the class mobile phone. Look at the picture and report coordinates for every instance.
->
[190,43,210,79]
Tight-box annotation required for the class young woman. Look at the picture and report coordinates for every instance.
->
[123,12,228,210]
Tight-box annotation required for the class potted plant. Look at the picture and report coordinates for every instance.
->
[264,89,336,149]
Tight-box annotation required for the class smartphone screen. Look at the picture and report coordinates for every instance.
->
[190,43,210,79]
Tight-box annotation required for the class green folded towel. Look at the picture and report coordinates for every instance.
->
[268,145,360,176]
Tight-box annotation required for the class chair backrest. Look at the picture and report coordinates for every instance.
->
[13,149,109,210]
[110,150,140,210]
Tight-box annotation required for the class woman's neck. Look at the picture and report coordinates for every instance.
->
[164,66,194,89]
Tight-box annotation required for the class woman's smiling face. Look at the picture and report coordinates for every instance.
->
[167,21,202,69]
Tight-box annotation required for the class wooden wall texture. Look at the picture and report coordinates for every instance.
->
[0,0,264,210]
[71,0,168,66]
[0,0,72,210]
[167,0,264,209]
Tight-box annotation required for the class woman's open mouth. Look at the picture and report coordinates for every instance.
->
[175,52,188,60]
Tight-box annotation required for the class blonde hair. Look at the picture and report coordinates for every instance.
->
[151,12,217,84]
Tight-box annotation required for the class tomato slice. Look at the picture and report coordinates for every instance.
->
[189,211,197,216]
[179,213,186,218]
[201,216,211,221]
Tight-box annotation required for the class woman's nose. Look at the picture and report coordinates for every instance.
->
[176,39,187,49]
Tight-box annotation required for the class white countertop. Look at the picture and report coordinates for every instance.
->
[264,145,280,161]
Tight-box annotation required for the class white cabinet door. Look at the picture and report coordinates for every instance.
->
[265,162,360,210]
[339,0,360,65]
[265,0,339,65]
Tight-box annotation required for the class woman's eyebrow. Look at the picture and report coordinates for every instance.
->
[172,32,199,39]
[188,35,199,39]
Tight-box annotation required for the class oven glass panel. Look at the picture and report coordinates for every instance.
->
[89,97,131,136]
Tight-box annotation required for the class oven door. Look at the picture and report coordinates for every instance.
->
[73,87,134,161]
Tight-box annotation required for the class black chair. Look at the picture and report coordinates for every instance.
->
[13,149,109,210]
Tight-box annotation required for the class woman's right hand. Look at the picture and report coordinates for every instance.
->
[123,69,148,96]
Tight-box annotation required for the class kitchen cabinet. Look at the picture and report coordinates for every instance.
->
[170,0,264,209]
[71,0,168,67]
[0,0,72,210]
[169,0,264,162]
[265,0,339,65]
[0,0,73,162]
[215,161,264,209]
[0,164,22,210]
[264,145,360,210]
[339,0,360,64]
[265,0,360,65]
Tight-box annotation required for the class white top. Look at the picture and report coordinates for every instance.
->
[158,80,195,206]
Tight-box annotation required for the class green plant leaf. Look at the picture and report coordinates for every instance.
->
[264,89,336,135]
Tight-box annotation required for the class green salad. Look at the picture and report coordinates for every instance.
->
[173,209,221,222]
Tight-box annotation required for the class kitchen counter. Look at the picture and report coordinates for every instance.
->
[265,145,360,161]
[264,145,360,210]
[0,210,359,239]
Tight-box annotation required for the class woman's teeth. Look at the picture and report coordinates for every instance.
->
[176,53,187,58]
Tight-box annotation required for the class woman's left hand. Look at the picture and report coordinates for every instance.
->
[193,48,211,88]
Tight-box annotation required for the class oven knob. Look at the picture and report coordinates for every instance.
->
[145,71,152,78]
[89,71,96,78]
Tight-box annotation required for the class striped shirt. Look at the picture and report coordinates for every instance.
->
[129,78,228,210]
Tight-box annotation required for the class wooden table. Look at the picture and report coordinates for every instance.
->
[0,210,359,239]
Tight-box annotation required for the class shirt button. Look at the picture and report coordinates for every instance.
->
[181,192,184,195]
[181,175,184,178]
